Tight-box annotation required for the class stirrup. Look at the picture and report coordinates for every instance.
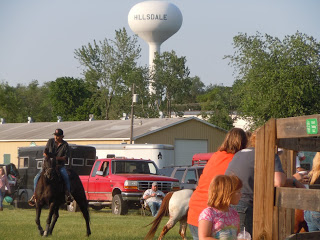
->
[28,195,36,207]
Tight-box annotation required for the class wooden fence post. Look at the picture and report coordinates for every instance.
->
[253,119,276,240]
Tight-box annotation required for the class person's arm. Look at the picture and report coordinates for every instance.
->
[198,220,217,240]
[274,171,287,187]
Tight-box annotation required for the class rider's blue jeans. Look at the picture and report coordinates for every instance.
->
[34,166,70,192]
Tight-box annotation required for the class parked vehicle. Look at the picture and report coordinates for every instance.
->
[16,145,96,206]
[79,158,180,215]
[158,165,204,190]
[192,152,214,166]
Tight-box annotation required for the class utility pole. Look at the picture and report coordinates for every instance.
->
[130,84,138,144]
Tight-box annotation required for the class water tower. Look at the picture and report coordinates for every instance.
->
[128,1,183,93]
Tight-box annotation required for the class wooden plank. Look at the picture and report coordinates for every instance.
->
[275,187,320,211]
[278,149,295,177]
[277,207,294,240]
[277,115,320,139]
[277,138,320,152]
[253,119,276,240]
[286,232,320,240]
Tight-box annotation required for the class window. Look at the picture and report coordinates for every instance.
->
[86,159,95,166]
[91,161,101,177]
[36,158,44,169]
[18,157,29,169]
[174,169,186,182]
[99,162,109,176]
[3,154,10,164]
[185,169,197,183]
[112,161,157,174]
[72,158,84,166]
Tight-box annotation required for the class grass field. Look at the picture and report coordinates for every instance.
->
[0,203,192,240]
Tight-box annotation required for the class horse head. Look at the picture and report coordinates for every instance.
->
[42,153,57,181]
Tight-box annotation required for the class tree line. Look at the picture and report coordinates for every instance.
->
[0,29,319,131]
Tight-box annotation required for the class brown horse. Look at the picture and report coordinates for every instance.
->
[35,155,91,237]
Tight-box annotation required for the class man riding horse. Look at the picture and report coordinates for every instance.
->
[28,128,73,206]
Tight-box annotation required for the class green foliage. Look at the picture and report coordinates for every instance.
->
[48,77,93,121]
[226,32,320,127]
[197,85,234,130]
[74,28,149,120]
[151,50,193,117]
[0,80,53,123]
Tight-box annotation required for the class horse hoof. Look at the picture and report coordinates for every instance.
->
[39,231,44,236]
[43,231,48,237]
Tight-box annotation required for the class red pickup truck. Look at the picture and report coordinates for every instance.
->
[79,158,180,215]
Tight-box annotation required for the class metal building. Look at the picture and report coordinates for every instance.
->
[0,117,227,166]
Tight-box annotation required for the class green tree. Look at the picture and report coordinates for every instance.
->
[151,50,192,117]
[226,32,320,127]
[75,28,149,120]
[48,77,92,121]
[0,81,53,123]
[0,82,21,122]
[197,85,234,130]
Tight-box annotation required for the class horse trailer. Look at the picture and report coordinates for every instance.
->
[16,144,96,206]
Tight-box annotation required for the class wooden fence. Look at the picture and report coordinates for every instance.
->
[253,115,320,240]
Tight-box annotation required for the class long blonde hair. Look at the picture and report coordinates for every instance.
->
[309,152,320,185]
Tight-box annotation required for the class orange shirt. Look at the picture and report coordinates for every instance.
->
[187,151,235,226]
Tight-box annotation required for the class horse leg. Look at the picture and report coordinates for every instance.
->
[48,206,59,235]
[35,205,44,236]
[43,203,55,237]
[178,216,188,240]
[78,199,91,236]
[157,217,177,240]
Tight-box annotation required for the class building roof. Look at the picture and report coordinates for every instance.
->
[0,117,226,142]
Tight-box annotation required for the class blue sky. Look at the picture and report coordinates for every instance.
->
[0,0,319,87]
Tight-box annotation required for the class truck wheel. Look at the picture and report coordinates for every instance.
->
[112,194,128,215]
[67,200,79,212]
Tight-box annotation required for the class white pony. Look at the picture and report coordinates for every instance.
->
[144,189,193,240]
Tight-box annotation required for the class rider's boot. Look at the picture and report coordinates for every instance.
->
[28,194,36,207]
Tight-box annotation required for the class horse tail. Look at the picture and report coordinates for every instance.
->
[144,191,174,240]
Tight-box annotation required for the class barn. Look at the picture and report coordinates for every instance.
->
[0,117,227,166]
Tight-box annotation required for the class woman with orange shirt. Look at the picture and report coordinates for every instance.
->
[188,128,248,240]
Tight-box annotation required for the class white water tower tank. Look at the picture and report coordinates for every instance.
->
[128,1,183,92]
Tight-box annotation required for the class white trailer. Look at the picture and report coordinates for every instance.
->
[89,144,175,169]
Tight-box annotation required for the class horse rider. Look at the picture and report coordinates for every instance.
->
[28,128,73,206]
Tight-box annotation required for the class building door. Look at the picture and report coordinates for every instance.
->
[174,139,208,166]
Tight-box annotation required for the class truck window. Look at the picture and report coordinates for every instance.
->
[174,169,186,182]
[18,157,29,169]
[91,161,101,177]
[185,169,197,183]
[112,161,157,174]
[99,162,109,176]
